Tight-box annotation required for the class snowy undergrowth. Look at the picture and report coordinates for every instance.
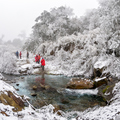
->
[0,45,18,74]
[37,28,120,78]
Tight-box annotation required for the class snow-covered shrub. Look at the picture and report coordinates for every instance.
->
[35,27,120,78]
[0,45,17,74]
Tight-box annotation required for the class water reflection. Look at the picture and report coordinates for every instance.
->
[35,73,45,86]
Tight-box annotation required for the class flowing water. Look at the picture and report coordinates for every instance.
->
[3,73,106,112]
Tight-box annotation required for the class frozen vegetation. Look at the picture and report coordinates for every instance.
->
[37,28,120,78]
[0,0,120,119]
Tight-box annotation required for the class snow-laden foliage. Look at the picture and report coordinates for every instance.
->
[24,0,120,78]
[0,45,17,74]
[24,0,120,52]
[36,28,120,78]
[33,6,75,41]
[23,6,84,51]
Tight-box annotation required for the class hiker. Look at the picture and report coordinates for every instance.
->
[38,54,41,63]
[35,55,39,63]
[16,51,19,58]
[41,57,45,71]
[27,51,29,58]
[20,51,22,59]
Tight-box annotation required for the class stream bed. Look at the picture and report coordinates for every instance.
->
[3,73,106,112]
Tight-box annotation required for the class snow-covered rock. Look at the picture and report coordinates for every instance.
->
[76,82,120,120]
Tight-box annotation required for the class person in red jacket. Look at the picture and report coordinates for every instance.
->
[41,57,45,71]
[35,55,39,63]
[38,54,41,63]
[20,51,22,59]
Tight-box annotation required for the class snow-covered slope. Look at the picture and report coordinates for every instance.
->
[36,28,120,78]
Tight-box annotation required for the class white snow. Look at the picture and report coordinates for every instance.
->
[94,77,106,82]
[65,88,98,95]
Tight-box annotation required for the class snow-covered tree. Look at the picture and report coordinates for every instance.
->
[32,6,74,42]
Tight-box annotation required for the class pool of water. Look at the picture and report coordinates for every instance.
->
[4,74,106,112]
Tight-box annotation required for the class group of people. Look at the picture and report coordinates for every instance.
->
[35,54,41,63]
[35,54,45,71]
[15,51,45,71]
[16,51,29,59]
[16,51,22,59]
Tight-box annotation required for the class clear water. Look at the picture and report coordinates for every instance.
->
[5,74,106,112]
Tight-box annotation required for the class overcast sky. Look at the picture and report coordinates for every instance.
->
[0,0,99,41]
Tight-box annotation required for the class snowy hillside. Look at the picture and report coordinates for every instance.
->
[36,28,120,78]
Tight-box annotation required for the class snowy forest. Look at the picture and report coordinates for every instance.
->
[22,0,120,78]
[0,0,120,120]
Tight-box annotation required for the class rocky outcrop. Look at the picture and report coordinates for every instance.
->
[50,50,55,56]
[39,83,50,90]
[114,48,120,57]
[31,93,37,96]
[18,69,27,74]
[93,67,104,78]
[66,78,94,89]
[32,85,37,90]
[0,91,25,112]
[63,42,75,53]
[93,77,108,88]
[106,45,120,57]
[97,77,118,103]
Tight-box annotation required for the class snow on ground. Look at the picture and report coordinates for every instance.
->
[65,88,98,95]
[94,77,106,82]
[0,45,42,75]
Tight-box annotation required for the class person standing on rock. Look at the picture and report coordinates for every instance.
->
[38,54,41,63]
[27,51,29,58]
[35,55,39,63]
[41,57,45,71]
[16,51,19,58]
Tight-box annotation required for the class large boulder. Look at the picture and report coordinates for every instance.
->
[114,48,120,57]
[66,78,94,89]
[93,77,108,88]
[93,67,103,78]
[93,60,110,78]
